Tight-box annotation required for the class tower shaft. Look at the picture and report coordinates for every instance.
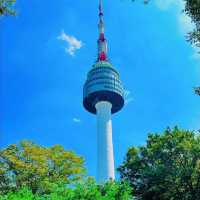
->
[83,0,124,183]
[95,101,115,182]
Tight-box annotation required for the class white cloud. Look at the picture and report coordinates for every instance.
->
[73,118,81,123]
[191,46,200,60]
[155,0,194,33]
[155,0,176,10]
[155,0,184,10]
[124,90,134,105]
[155,0,199,60]
[125,98,134,105]
[124,90,131,98]
[58,31,83,56]
[178,13,194,34]
[176,7,197,60]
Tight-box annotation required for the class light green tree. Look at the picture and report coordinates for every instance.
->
[0,141,85,195]
[0,179,133,200]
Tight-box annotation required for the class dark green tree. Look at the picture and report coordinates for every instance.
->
[0,0,16,16]
[194,86,200,95]
[118,127,200,200]
[185,0,200,47]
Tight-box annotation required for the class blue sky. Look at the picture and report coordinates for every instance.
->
[1,0,200,178]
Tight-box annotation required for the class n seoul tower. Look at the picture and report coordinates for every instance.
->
[83,0,124,182]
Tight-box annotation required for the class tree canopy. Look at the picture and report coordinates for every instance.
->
[118,127,200,200]
[0,179,133,200]
[185,0,200,47]
[0,141,85,195]
[195,86,200,95]
[0,0,16,16]
[0,141,134,199]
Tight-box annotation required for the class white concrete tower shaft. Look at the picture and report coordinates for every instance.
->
[83,0,124,182]
[95,101,115,182]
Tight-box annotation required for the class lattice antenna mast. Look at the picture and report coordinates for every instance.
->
[97,0,108,61]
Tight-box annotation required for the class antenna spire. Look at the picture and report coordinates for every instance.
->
[97,0,108,61]
[99,0,103,16]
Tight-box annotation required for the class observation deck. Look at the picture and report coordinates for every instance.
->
[83,61,124,114]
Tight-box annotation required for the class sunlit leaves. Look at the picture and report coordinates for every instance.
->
[0,140,85,195]
[0,179,133,200]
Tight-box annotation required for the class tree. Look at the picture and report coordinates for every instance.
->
[0,179,133,200]
[0,187,39,200]
[0,0,16,16]
[194,86,200,95]
[185,0,200,47]
[118,127,200,200]
[0,140,85,195]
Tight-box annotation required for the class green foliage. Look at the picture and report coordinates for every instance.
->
[0,0,16,16]
[118,127,200,200]
[0,187,40,200]
[195,86,200,95]
[0,179,133,200]
[185,0,200,25]
[0,141,85,195]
